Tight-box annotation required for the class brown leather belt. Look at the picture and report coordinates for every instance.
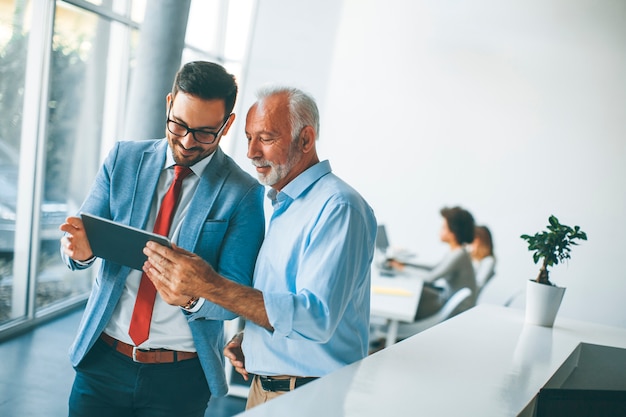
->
[100,333,198,364]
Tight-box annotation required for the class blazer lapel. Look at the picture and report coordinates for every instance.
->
[177,148,228,250]
[130,140,168,229]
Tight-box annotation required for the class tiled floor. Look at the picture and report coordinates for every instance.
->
[0,308,247,417]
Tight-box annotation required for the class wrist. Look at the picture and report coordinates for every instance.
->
[180,297,199,310]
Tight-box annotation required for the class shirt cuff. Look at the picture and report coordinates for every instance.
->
[74,255,96,266]
[263,292,294,337]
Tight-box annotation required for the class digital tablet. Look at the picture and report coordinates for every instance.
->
[80,212,171,271]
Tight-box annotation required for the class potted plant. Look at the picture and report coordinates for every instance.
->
[520,215,587,327]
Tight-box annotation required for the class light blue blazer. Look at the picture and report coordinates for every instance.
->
[63,139,265,397]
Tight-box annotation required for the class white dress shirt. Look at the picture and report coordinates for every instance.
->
[103,149,214,350]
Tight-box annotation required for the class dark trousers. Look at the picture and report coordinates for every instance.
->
[69,337,211,417]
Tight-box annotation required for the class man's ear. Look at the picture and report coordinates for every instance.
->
[166,93,173,115]
[221,113,236,137]
[299,126,316,153]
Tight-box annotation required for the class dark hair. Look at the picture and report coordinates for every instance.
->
[440,206,475,245]
[171,61,238,116]
[474,225,494,258]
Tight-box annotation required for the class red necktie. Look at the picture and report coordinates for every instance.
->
[128,165,193,346]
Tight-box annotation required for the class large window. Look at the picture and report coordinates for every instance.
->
[0,0,143,333]
[0,0,34,327]
[0,0,256,337]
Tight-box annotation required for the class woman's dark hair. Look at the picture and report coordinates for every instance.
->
[474,225,494,258]
[440,206,475,245]
[171,61,238,116]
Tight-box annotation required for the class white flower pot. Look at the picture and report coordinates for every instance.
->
[524,280,566,327]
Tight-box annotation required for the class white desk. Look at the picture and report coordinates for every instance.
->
[370,267,423,347]
[234,305,626,417]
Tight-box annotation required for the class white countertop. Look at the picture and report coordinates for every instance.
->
[235,304,626,417]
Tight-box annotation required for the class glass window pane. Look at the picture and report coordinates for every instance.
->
[0,0,30,325]
[224,0,255,61]
[33,1,140,313]
[65,1,142,23]
[33,3,99,312]
[131,0,145,23]
[186,0,221,52]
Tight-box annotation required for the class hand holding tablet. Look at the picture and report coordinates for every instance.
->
[80,212,172,270]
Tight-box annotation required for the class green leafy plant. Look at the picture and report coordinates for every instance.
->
[520,215,587,286]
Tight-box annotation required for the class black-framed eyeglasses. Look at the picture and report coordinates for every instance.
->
[166,106,230,145]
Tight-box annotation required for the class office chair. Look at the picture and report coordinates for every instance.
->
[474,256,496,294]
[476,272,496,302]
[394,287,472,341]
[476,269,496,291]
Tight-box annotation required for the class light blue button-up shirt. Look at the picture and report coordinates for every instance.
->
[243,160,377,377]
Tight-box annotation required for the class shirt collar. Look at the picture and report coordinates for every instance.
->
[267,160,332,203]
[165,147,215,177]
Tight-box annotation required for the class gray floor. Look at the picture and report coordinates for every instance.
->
[0,308,247,417]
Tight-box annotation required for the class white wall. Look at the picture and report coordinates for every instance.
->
[234,0,626,328]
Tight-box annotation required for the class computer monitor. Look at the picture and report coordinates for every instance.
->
[375,224,389,253]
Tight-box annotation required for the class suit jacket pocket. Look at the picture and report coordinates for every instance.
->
[196,220,229,265]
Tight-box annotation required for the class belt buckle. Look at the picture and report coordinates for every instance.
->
[260,376,291,392]
[132,346,142,362]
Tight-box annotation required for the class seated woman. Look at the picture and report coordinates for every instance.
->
[471,225,496,290]
[388,206,477,320]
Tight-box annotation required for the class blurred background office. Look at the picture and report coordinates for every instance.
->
[0,0,625,356]
[237,0,626,330]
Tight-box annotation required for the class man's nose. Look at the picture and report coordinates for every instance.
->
[247,137,262,159]
[180,132,197,148]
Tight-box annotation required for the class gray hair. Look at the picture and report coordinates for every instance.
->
[256,85,320,141]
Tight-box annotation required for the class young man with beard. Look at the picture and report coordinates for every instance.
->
[60,61,265,416]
